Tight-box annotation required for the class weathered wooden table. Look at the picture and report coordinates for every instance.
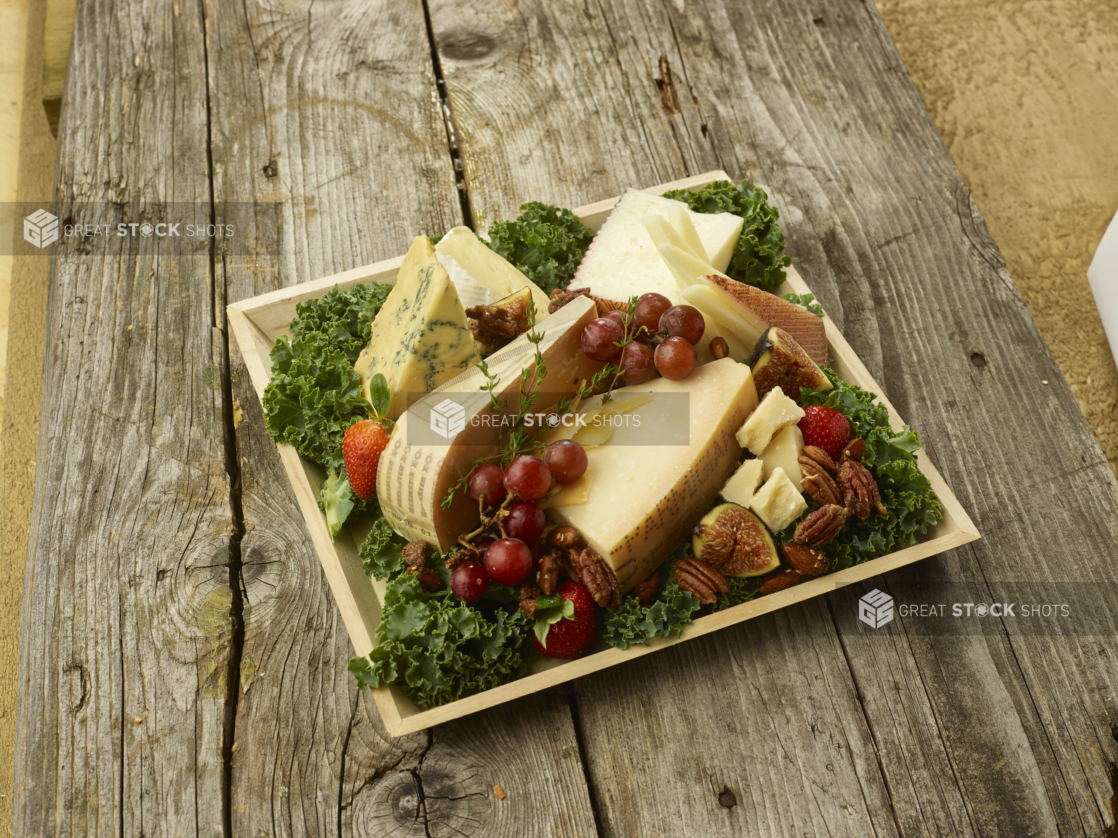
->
[15,1,1118,835]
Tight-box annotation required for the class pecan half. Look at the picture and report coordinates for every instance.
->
[634,572,660,606]
[415,568,444,592]
[519,581,542,619]
[802,470,843,506]
[782,543,829,577]
[709,336,730,360]
[673,558,729,605]
[758,569,804,595]
[576,548,621,610]
[799,445,838,479]
[839,437,865,465]
[838,460,886,520]
[548,286,591,314]
[794,504,848,548]
[402,540,428,571]
[548,526,582,550]
[537,551,560,596]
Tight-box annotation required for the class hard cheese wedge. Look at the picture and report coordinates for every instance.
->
[355,236,481,420]
[546,358,758,592]
[760,423,804,485]
[436,226,551,314]
[376,296,601,552]
[569,189,743,305]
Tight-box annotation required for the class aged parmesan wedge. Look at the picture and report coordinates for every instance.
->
[355,236,481,420]
[541,393,655,448]
[538,468,594,509]
[735,386,804,456]
[760,424,804,485]
[720,459,765,507]
[569,189,742,304]
[546,359,758,592]
[750,467,807,532]
[375,296,601,551]
[436,226,551,314]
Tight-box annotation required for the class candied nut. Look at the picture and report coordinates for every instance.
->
[519,582,541,619]
[838,460,885,520]
[466,297,530,347]
[758,569,803,595]
[709,336,730,360]
[794,504,848,548]
[782,543,829,577]
[673,558,729,605]
[444,548,472,570]
[576,548,621,610]
[548,286,591,314]
[801,470,843,507]
[799,445,837,477]
[402,540,428,570]
[548,526,583,550]
[415,568,444,592]
[634,572,660,606]
[839,437,865,464]
[538,551,561,596]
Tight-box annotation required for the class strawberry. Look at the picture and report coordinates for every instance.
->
[533,581,598,659]
[342,419,390,500]
[798,405,851,461]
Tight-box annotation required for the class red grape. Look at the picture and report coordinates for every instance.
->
[473,534,496,552]
[654,336,698,380]
[620,342,657,384]
[633,293,673,334]
[504,501,546,542]
[467,463,507,507]
[544,439,588,484]
[484,538,534,586]
[504,455,552,501]
[604,310,629,333]
[450,561,489,602]
[659,305,705,345]
[580,318,624,362]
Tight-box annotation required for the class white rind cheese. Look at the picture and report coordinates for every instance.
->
[720,458,765,507]
[735,386,805,456]
[546,359,758,592]
[355,236,481,420]
[436,226,551,314]
[761,424,804,485]
[375,296,601,551]
[569,189,743,304]
[750,467,807,532]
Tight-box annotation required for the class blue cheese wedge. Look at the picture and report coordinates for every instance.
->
[355,236,481,420]
[546,359,758,592]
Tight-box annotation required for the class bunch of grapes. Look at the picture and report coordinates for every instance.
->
[579,293,705,383]
[450,441,589,602]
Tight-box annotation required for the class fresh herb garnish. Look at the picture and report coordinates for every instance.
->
[486,202,594,294]
[602,577,701,650]
[780,292,825,318]
[663,179,792,290]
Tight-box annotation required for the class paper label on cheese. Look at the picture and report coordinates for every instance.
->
[375,296,602,551]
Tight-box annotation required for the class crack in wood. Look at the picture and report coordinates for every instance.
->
[567,686,606,838]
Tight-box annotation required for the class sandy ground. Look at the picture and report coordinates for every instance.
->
[0,0,1116,829]
[877,0,1118,475]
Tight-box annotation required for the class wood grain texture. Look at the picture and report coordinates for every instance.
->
[12,0,232,834]
[432,0,1118,835]
[206,0,598,833]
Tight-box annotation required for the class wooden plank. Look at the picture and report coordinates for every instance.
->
[12,0,231,834]
[205,0,598,832]
[431,0,1118,835]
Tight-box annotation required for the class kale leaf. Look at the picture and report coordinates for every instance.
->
[290,282,392,364]
[602,578,700,650]
[663,179,792,290]
[486,202,594,294]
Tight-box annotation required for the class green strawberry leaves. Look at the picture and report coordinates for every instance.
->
[533,598,575,646]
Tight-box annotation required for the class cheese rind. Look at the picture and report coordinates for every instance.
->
[570,189,742,304]
[546,359,758,592]
[720,459,765,507]
[355,237,481,420]
[761,424,804,485]
[735,386,805,456]
[436,226,551,314]
[375,297,601,551]
[750,467,808,532]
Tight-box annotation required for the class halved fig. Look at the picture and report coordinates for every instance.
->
[747,326,833,401]
[691,503,780,577]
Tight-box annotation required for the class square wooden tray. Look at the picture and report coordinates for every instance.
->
[228,171,980,737]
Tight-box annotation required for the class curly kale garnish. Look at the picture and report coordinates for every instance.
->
[485,202,594,294]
